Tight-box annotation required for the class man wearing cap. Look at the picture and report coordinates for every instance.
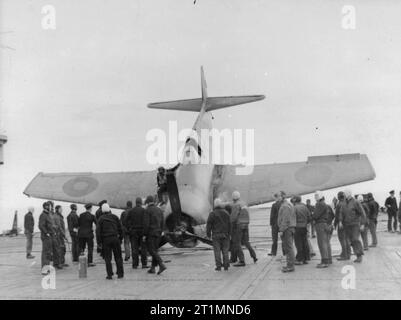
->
[24,206,35,259]
[120,201,132,262]
[143,195,166,275]
[207,198,231,271]
[78,203,97,267]
[269,193,283,257]
[367,193,379,247]
[277,191,296,272]
[339,189,364,263]
[292,196,311,265]
[39,202,55,274]
[385,190,398,233]
[67,204,80,262]
[126,197,149,269]
[97,203,124,279]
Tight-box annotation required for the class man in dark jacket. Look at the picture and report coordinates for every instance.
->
[67,204,80,262]
[312,191,331,268]
[156,167,167,203]
[95,200,107,255]
[339,189,364,263]
[78,203,97,266]
[126,197,148,269]
[334,192,351,260]
[207,198,231,271]
[24,207,35,259]
[120,201,132,261]
[293,196,311,265]
[39,202,55,274]
[54,205,68,267]
[385,190,398,232]
[47,201,62,269]
[143,195,166,275]
[96,203,124,279]
[268,193,282,257]
[367,193,379,247]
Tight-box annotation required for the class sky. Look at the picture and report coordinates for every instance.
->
[1,0,401,231]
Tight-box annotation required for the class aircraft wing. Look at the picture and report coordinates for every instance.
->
[213,153,376,206]
[23,171,157,209]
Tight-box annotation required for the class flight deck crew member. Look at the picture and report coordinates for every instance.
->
[367,193,379,247]
[78,203,97,266]
[24,207,35,259]
[339,189,364,263]
[95,200,107,256]
[48,201,62,269]
[358,195,370,251]
[268,193,283,257]
[207,198,231,271]
[96,203,124,280]
[157,167,167,203]
[39,202,55,274]
[312,191,331,268]
[120,201,132,261]
[231,192,257,266]
[277,191,296,273]
[385,190,398,232]
[293,196,311,265]
[143,195,166,275]
[54,205,68,267]
[126,197,148,269]
[67,204,80,262]
[334,192,351,260]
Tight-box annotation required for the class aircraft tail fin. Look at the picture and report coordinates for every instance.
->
[148,66,265,112]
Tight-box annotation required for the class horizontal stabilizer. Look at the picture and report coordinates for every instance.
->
[148,95,265,112]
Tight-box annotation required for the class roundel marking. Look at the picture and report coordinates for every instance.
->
[63,177,99,197]
[295,165,333,187]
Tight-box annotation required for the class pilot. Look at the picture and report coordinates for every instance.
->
[54,205,69,267]
[142,195,166,275]
[357,195,370,251]
[156,167,167,203]
[78,203,97,267]
[334,192,351,261]
[24,206,35,259]
[96,203,124,280]
[366,193,379,247]
[67,204,80,263]
[38,201,55,274]
[126,197,148,269]
[48,201,62,270]
[206,198,231,271]
[120,201,132,262]
[292,195,311,265]
[312,191,331,268]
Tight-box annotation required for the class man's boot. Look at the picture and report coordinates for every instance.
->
[148,267,156,274]
[354,255,363,263]
[233,261,246,267]
[157,263,167,275]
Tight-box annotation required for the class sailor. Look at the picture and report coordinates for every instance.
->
[67,204,80,263]
[54,205,69,267]
[24,206,35,259]
[312,191,331,268]
[156,167,167,203]
[357,195,370,251]
[97,203,124,280]
[268,193,282,257]
[120,201,132,262]
[385,190,398,233]
[206,198,231,271]
[231,191,257,266]
[293,196,311,265]
[334,192,351,260]
[277,191,296,273]
[339,189,364,263]
[126,197,149,269]
[143,195,166,275]
[366,193,379,247]
[38,202,55,274]
[78,203,97,267]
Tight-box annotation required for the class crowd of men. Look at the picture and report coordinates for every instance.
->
[23,184,401,277]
